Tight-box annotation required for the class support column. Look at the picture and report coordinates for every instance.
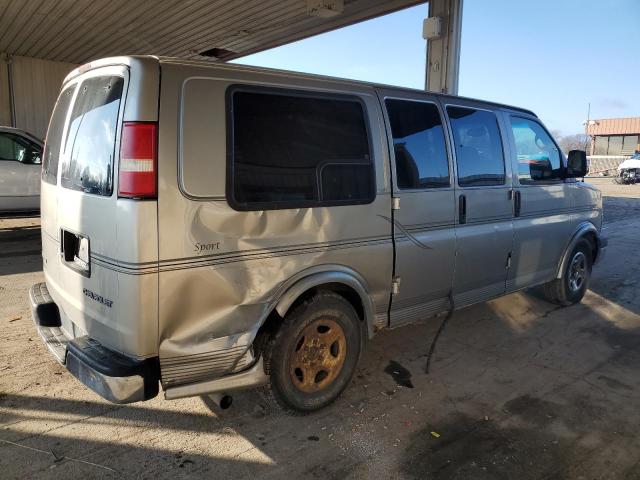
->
[423,0,463,95]
[0,53,12,126]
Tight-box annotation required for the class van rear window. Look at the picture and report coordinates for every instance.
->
[228,88,374,210]
[42,85,76,184]
[61,76,124,196]
[385,99,450,189]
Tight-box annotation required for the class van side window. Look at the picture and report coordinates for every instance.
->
[447,106,505,187]
[61,76,124,196]
[228,89,374,210]
[510,117,562,183]
[385,99,449,189]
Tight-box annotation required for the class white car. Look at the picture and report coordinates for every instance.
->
[617,153,640,172]
[0,126,43,212]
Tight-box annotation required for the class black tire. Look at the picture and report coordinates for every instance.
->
[263,291,362,414]
[544,240,592,306]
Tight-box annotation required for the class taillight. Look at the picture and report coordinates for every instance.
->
[118,122,157,198]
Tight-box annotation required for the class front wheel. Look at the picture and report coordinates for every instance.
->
[544,240,592,306]
[263,291,362,414]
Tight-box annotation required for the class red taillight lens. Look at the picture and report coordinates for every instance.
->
[118,122,157,198]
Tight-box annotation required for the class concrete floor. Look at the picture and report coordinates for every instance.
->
[1,178,639,479]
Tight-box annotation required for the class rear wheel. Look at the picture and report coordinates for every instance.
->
[544,240,592,306]
[263,291,362,414]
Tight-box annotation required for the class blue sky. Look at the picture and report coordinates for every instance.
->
[234,0,639,135]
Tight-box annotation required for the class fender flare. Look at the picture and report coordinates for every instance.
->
[273,267,376,339]
[555,222,600,279]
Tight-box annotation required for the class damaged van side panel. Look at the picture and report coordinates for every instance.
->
[156,62,393,389]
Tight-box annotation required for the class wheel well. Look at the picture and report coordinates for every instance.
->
[253,283,366,358]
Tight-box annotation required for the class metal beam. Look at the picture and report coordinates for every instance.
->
[0,54,12,126]
[423,0,463,95]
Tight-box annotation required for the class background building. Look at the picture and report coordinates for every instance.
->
[587,117,640,156]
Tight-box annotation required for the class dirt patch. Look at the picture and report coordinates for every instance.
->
[504,394,607,434]
[597,375,633,391]
[503,395,559,427]
[399,413,579,479]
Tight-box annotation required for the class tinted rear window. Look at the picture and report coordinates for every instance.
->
[42,85,76,184]
[385,99,450,189]
[229,88,374,210]
[61,76,124,196]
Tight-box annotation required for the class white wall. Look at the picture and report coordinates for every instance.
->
[1,54,77,139]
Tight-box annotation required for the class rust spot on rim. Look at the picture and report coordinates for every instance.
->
[289,318,347,393]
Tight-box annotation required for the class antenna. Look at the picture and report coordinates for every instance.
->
[584,102,591,151]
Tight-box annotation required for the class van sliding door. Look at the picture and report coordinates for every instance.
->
[379,90,457,326]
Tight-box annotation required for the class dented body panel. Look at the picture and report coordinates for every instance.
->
[156,61,393,388]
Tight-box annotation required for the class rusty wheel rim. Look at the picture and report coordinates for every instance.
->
[289,318,347,393]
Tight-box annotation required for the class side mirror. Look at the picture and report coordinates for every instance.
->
[529,158,551,181]
[31,151,42,165]
[566,150,588,178]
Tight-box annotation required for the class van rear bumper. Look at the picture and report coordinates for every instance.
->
[29,282,160,404]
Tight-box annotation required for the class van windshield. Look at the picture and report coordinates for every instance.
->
[60,76,124,196]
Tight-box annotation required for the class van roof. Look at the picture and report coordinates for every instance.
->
[158,56,537,117]
[68,55,537,117]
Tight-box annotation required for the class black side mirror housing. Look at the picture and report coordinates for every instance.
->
[566,150,588,178]
[529,158,552,181]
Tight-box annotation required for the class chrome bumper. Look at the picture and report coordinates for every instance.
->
[29,282,159,404]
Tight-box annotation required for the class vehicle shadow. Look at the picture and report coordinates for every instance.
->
[2,191,639,479]
[601,193,640,225]
[589,194,640,315]
[0,212,40,220]
[2,280,640,479]
[0,224,42,275]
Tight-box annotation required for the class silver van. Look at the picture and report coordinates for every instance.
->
[30,56,606,413]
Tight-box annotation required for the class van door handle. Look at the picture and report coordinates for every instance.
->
[514,190,522,217]
[61,229,91,277]
[459,194,466,224]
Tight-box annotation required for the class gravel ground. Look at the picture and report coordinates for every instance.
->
[1,181,639,479]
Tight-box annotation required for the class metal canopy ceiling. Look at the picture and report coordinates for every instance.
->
[0,0,423,64]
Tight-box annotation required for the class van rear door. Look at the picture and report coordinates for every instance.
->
[42,66,127,346]
[378,88,457,326]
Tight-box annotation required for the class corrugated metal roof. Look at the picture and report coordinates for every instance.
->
[587,117,640,136]
[0,0,423,64]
